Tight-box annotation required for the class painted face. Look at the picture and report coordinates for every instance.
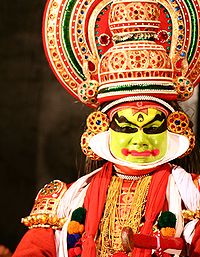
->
[109,107,168,164]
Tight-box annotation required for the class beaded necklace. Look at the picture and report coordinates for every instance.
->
[96,174,152,257]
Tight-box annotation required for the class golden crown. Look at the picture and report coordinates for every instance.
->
[43,0,200,107]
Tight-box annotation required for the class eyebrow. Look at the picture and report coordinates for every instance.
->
[143,113,166,127]
[117,115,132,124]
[115,113,165,127]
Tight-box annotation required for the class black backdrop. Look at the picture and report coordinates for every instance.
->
[1,1,90,251]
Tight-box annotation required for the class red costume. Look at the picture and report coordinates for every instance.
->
[13,0,200,255]
[13,162,200,256]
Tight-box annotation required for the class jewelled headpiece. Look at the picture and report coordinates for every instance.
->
[43,0,200,106]
[43,0,200,159]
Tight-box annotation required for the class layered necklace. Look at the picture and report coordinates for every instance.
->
[96,170,152,257]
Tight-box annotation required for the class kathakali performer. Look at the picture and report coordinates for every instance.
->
[13,0,200,256]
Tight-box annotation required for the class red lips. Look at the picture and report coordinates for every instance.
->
[121,148,160,157]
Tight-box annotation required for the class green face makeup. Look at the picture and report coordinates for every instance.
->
[109,108,168,164]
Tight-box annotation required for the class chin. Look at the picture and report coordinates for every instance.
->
[123,156,163,165]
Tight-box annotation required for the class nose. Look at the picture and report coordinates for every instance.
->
[129,129,150,148]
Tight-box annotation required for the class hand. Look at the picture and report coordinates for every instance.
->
[121,227,184,253]
[121,227,134,252]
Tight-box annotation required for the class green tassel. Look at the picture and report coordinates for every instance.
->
[158,211,176,229]
[71,207,86,224]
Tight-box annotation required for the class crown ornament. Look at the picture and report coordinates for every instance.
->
[43,0,200,107]
[97,0,176,103]
[43,0,200,159]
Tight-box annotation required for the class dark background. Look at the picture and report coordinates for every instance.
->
[0,1,90,252]
[0,0,199,253]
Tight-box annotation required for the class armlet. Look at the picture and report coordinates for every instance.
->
[22,180,67,230]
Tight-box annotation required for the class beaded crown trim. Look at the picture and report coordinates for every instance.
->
[101,95,175,113]
[98,81,175,91]
[98,84,175,94]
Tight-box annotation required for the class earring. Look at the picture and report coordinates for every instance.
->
[78,80,99,108]
[182,128,196,156]
[80,111,110,160]
[174,77,194,101]
[80,130,101,160]
[167,111,195,157]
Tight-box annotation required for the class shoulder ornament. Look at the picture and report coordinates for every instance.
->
[22,180,67,230]
[182,209,200,221]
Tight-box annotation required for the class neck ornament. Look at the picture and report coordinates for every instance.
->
[114,166,151,180]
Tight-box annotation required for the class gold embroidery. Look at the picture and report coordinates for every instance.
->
[96,175,152,256]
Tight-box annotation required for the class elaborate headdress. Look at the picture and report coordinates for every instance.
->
[43,0,200,160]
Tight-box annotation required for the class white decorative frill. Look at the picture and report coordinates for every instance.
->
[89,131,189,170]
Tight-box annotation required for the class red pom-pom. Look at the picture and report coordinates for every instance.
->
[68,248,76,257]
[68,246,82,257]
[74,246,82,256]
[112,252,128,257]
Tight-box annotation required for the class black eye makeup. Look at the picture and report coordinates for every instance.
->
[110,113,167,134]
[143,120,167,134]
[110,114,138,133]
[143,113,167,134]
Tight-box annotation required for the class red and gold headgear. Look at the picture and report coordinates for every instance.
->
[43,0,200,159]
